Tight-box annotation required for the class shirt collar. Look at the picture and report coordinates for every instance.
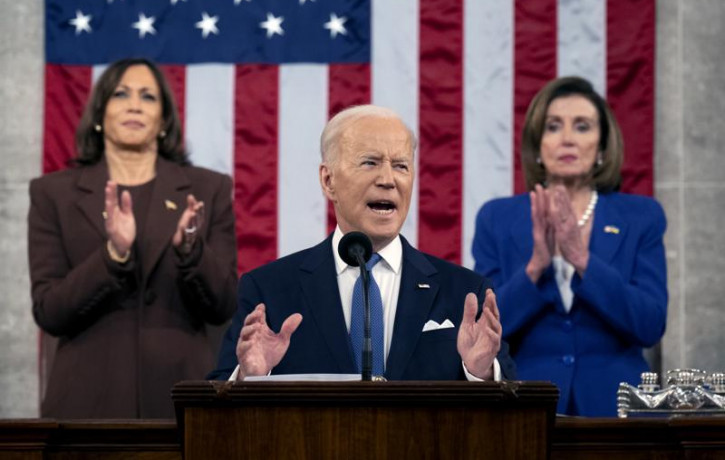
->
[332,226,402,275]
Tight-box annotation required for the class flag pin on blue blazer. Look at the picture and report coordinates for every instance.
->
[165,200,177,211]
[417,283,430,289]
[604,225,620,234]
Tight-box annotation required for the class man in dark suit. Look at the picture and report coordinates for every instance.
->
[209,105,515,381]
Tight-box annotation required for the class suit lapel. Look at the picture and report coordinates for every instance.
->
[509,202,534,261]
[139,158,190,281]
[385,237,439,380]
[299,236,357,373]
[76,160,110,239]
[589,193,627,264]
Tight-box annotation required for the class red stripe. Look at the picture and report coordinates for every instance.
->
[607,0,655,196]
[513,0,558,194]
[233,65,279,274]
[42,64,92,173]
[159,65,186,135]
[418,0,464,264]
[40,64,91,409]
[326,64,372,235]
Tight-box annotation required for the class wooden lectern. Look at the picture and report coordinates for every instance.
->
[173,380,558,459]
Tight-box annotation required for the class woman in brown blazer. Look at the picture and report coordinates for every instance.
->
[28,58,237,418]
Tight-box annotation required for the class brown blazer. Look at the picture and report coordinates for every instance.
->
[28,157,237,418]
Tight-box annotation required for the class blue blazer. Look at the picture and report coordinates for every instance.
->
[472,192,667,416]
[210,235,516,381]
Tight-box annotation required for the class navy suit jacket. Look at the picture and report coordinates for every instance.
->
[210,235,516,381]
[472,192,667,416]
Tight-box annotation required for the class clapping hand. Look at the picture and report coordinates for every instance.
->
[548,185,589,273]
[104,180,135,258]
[172,194,205,254]
[526,184,555,282]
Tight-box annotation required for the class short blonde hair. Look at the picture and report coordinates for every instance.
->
[521,76,623,192]
[320,105,417,165]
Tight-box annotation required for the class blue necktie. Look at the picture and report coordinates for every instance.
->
[350,253,384,376]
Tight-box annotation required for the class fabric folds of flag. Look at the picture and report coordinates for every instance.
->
[43,0,654,273]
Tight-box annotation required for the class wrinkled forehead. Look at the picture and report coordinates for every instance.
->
[338,116,414,159]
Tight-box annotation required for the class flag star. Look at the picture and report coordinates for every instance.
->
[132,13,156,39]
[234,0,251,4]
[69,10,92,35]
[323,13,347,38]
[299,0,316,4]
[260,13,284,38]
[170,0,187,4]
[195,12,219,38]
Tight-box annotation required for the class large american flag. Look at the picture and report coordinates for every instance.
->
[44,0,654,273]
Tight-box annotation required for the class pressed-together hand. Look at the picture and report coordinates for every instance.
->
[548,185,589,273]
[235,304,303,380]
[526,184,555,282]
[172,194,205,254]
[457,289,501,380]
[526,184,590,281]
[104,180,135,258]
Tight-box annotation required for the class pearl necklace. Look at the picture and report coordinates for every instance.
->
[577,190,598,227]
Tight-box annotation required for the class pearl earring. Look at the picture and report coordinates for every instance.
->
[159,130,167,139]
[596,152,603,166]
[536,157,542,165]
[94,124,102,133]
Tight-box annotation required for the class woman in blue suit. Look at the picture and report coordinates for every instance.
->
[472,76,667,416]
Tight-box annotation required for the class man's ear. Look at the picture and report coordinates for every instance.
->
[319,163,335,202]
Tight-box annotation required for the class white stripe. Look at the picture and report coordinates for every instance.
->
[462,0,514,269]
[371,0,419,248]
[185,64,235,175]
[278,64,328,257]
[558,0,607,96]
[91,65,107,84]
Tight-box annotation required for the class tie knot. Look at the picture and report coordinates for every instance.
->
[365,253,381,271]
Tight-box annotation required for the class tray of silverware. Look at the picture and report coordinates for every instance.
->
[617,369,725,418]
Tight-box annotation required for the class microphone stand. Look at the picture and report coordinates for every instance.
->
[354,252,373,381]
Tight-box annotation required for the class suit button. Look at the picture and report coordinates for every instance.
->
[144,290,156,305]
[562,355,575,366]
[562,320,573,332]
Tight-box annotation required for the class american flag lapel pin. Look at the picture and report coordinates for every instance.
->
[417,283,430,289]
[604,225,620,234]
[165,200,177,211]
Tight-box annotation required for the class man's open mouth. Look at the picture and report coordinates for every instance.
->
[368,201,396,215]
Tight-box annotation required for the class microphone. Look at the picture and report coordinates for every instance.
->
[338,231,374,381]
[338,231,373,267]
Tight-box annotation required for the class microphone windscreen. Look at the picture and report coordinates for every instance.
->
[338,231,373,266]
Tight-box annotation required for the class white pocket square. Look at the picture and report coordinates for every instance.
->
[422,319,455,332]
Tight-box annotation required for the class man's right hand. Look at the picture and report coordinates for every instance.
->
[235,303,303,380]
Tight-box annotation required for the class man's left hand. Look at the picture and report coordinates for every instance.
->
[457,289,501,380]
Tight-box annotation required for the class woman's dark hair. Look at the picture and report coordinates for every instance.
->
[521,76,623,192]
[74,58,188,166]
